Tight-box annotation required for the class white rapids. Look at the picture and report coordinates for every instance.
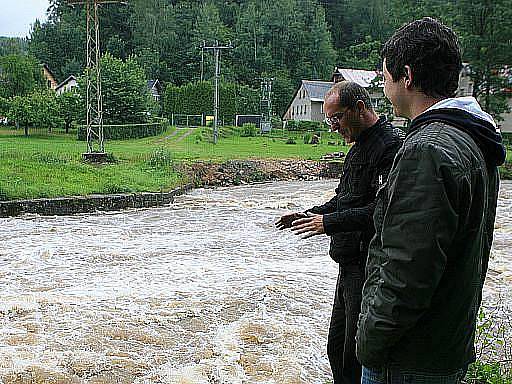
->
[0,180,510,383]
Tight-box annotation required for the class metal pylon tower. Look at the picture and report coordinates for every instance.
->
[68,0,126,159]
[260,78,273,133]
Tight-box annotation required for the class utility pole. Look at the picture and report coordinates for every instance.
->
[259,77,274,133]
[200,40,205,82]
[67,0,126,161]
[202,41,233,144]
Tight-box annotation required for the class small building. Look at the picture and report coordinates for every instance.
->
[282,80,333,122]
[55,75,78,95]
[332,67,386,111]
[283,68,389,123]
[41,64,58,90]
[147,79,162,102]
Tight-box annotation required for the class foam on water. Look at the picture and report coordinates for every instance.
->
[0,180,510,383]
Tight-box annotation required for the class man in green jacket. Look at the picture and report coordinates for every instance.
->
[356,17,507,384]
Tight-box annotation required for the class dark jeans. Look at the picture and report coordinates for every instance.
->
[361,367,467,384]
[328,263,365,384]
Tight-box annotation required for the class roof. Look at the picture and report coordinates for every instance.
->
[41,63,57,80]
[147,79,162,92]
[302,80,334,102]
[333,68,381,88]
[55,75,77,91]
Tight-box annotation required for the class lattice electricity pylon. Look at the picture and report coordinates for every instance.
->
[259,78,274,133]
[67,0,126,158]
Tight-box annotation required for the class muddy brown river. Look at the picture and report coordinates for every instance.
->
[0,180,510,383]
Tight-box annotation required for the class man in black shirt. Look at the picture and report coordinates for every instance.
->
[277,81,403,384]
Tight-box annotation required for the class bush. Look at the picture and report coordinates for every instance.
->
[77,119,168,141]
[303,133,312,144]
[240,123,258,137]
[285,119,328,132]
[145,147,173,169]
[271,116,283,130]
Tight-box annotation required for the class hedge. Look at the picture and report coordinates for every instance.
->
[163,80,260,123]
[285,120,329,131]
[78,119,168,141]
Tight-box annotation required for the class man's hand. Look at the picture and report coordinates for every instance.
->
[275,212,308,230]
[290,213,325,239]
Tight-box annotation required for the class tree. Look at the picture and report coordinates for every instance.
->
[7,95,32,136]
[0,37,28,56]
[57,91,83,133]
[0,55,45,98]
[130,0,177,82]
[339,37,382,71]
[81,53,151,124]
[7,90,63,136]
[452,0,512,120]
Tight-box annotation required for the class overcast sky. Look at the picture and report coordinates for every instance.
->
[0,0,49,38]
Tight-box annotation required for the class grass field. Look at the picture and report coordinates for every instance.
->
[0,126,348,200]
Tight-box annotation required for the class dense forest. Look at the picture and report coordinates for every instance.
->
[5,0,512,117]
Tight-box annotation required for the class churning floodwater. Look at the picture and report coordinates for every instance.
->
[0,180,511,383]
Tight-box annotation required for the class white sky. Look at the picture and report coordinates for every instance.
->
[0,0,49,38]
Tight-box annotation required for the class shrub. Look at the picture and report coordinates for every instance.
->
[303,133,312,144]
[145,147,173,169]
[240,123,258,137]
[285,119,329,132]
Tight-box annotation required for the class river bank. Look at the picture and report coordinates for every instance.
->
[0,159,343,217]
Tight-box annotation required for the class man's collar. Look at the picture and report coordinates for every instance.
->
[355,116,386,143]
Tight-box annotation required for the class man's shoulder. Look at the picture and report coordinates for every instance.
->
[407,121,477,151]
[401,121,484,172]
[369,122,404,153]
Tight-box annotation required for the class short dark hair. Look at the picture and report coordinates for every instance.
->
[326,81,374,110]
[382,17,462,98]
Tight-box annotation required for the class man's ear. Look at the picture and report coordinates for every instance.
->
[356,99,366,114]
[404,65,413,89]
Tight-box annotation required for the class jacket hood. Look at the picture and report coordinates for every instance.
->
[409,96,506,166]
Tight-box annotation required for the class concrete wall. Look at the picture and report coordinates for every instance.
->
[0,186,193,218]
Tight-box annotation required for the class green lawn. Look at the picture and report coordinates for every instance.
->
[0,126,348,200]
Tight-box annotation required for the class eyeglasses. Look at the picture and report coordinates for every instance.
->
[324,111,345,127]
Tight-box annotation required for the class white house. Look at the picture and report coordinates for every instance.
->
[283,65,479,129]
[55,75,78,95]
[282,80,333,122]
[147,79,162,102]
[283,68,392,124]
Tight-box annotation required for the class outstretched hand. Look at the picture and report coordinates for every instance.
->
[275,212,308,230]
[290,213,325,239]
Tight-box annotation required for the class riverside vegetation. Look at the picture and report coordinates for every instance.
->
[0,123,348,201]
[0,124,510,201]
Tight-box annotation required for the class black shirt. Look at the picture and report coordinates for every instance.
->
[308,116,404,265]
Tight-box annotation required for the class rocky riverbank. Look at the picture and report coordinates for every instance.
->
[181,159,343,187]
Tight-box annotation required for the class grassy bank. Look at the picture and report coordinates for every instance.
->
[1,125,510,201]
[0,126,348,201]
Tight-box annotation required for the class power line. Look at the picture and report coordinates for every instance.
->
[67,0,126,161]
